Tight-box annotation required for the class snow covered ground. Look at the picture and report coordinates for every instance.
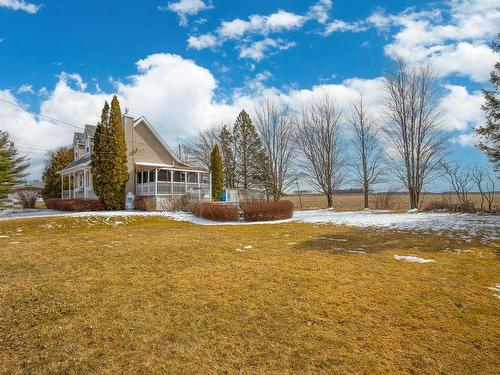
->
[0,208,498,240]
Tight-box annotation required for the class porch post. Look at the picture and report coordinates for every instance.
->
[170,170,173,196]
[197,172,201,200]
[184,171,188,193]
[154,168,158,196]
[61,174,63,199]
[72,171,75,198]
[83,170,87,198]
[209,172,212,202]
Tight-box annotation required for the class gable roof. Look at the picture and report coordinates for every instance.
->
[57,154,91,174]
[133,116,192,168]
[84,124,97,138]
[73,132,84,144]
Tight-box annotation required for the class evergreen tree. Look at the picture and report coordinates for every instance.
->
[476,34,500,170]
[0,131,29,204]
[233,110,265,189]
[41,146,73,199]
[219,124,236,188]
[101,95,128,209]
[92,96,128,209]
[92,100,110,201]
[210,144,223,201]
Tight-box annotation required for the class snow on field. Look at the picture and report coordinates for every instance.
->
[487,284,500,300]
[1,208,499,240]
[394,255,435,263]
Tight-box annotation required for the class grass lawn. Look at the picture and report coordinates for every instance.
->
[0,215,498,374]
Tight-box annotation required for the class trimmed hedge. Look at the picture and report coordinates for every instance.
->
[134,196,156,211]
[197,203,240,222]
[44,198,104,212]
[241,200,294,221]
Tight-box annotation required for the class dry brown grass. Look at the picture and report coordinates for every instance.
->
[288,192,500,211]
[0,216,498,374]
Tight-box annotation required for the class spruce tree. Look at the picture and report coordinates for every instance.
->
[101,95,128,209]
[476,34,500,170]
[233,110,265,189]
[41,146,73,199]
[219,124,236,188]
[210,144,223,201]
[0,131,29,204]
[92,100,110,201]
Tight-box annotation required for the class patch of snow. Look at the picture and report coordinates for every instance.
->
[488,284,500,300]
[8,241,20,245]
[243,245,252,250]
[0,235,9,238]
[394,255,435,263]
[407,208,419,213]
[1,209,498,241]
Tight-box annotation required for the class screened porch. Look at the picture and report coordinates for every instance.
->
[135,166,210,200]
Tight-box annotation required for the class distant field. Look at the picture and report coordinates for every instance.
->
[287,192,500,211]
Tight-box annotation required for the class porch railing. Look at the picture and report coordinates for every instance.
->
[137,182,210,197]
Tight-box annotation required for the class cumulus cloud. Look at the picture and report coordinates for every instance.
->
[369,0,500,82]
[0,53,484,179]
[439,84,484,132]
[187,0,332,61]
[187,33,218,50]
[160,0,211,26]
[0,0,40,13]
[238,38,295,62]
[324,19,367,35]
[16,84,34,94]
[321,0,500,82]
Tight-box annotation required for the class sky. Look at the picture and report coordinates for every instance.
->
[0,0,498,191]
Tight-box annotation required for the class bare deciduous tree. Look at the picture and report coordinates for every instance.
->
[296,94,345,208]
[348,96,385,209]
[471,166,496,211]
[383,60,446,209]
[440,161,474,204]
[183,124,224,169]
[253,98,295,201]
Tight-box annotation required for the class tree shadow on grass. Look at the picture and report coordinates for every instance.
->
[292,229,455,255]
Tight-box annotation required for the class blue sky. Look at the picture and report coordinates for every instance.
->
[0,0,498,190]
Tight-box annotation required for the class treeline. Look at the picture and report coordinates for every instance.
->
[184,60,498,210]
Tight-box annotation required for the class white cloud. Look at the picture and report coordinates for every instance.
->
[188,0,331,61]
[369,0,500,82]
[450,132,479,147]
[16,84,34,94]
[238,38,296,62]
[439,84,484,131]
[0,53,486,180]
[324,19,367,35]
[160,0,211,26]
[429,42,499,82]
[187,33,218,49]
[217,10,306,40]
[307,0,332,24]
[0,0,40,13]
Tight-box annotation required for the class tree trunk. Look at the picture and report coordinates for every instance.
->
[326,194,333,209]
[363,184,369,209]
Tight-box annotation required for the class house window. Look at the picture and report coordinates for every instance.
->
[137,172,142,184]
[173,171,185,182]
[142,171,148,183]
[79,174,84,187]
[187,172,198,183]
[158,169,170,181]
[201,173,210,184]
[149,170,156,182]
